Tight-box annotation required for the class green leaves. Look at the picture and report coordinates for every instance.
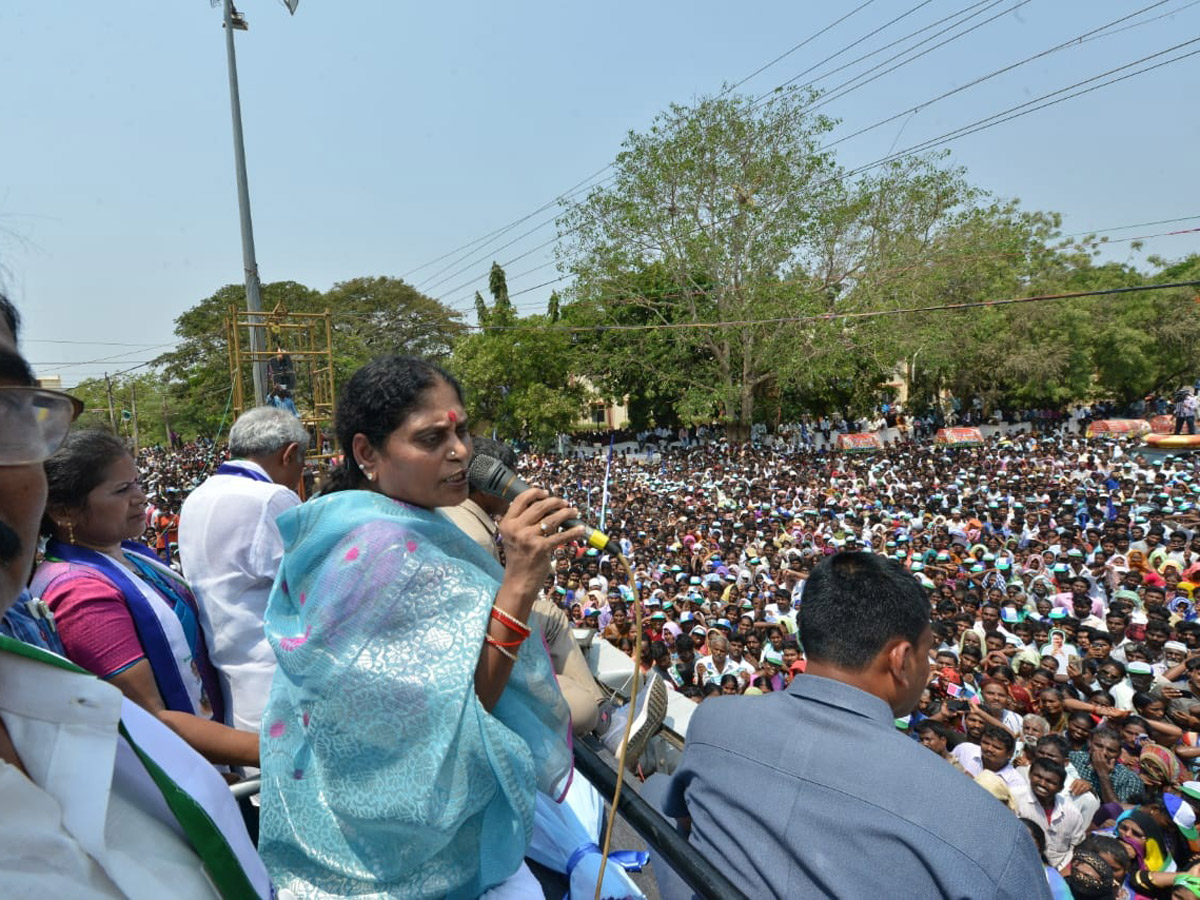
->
[450,282,584,447]
[148,277,462,440]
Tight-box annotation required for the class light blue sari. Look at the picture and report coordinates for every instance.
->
[259,491,573,898]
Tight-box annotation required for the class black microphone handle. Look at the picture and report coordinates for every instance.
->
[473,460,609,550]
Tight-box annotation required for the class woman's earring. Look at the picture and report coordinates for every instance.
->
[365,471,377,483]
[65,521,76,544]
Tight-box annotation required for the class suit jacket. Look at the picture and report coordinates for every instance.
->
[664,674,1050,899]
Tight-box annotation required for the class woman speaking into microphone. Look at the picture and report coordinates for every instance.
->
[258,355,581,899]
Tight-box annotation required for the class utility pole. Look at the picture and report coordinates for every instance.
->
[223,0,266,406]
[131,382,140,455]
[104,373,117,432]
[162,392,172,448]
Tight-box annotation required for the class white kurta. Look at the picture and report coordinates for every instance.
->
[179,460,299,733]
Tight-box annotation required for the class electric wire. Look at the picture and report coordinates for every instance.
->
[506,43,1200,309]
[812,0,1175,122]
[411,0,968,300]
[468,280,1200,334]
[434,13,1199,311]
[476,225,1200,316]
[851,39,1200,172]
[751,0,1007,106]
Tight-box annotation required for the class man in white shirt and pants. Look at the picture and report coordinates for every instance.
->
[179,406,308,734]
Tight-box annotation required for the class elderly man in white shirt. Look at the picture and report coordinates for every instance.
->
[179,406,308,734]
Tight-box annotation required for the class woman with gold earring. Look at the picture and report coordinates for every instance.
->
[30,429,258,769]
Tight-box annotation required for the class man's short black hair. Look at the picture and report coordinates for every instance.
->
[1030,757,1067,785]
[1035,733,1070,758]
[471,435,517,469]
[797,552,929,671]
[982,723,1016,756]
[914,719,949,740]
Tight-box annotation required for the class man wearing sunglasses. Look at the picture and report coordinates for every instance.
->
[0,296,270,897]
[0,305,79,650]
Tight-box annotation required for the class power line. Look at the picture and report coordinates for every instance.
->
[30,342,178,371]
[434,8,1197,312]
[821,0,1183,150]
[849,39,1200,173]
[25,338,173,347]
[470,280,1200,333]
[480,224,1200,316]
[753,0,1003,106]
[407,1,956,300]
[456,217,1200,315]
[406,163,613,288]
[727,0,880,93]
[1077,0,1200,43]
[813,0,1173,119]
[441,35,1200,311]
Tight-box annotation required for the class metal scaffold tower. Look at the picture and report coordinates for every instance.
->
[225,303,338,467]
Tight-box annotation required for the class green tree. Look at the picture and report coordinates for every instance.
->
[154,277,462,439]
[70,372,176,448]
[557,89,996,435]
[154,281,323,436]
[323,276,465,384]
[451,266,584,446]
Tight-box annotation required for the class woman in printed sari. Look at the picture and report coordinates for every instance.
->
[258,356,578,898]
[32,430,257,768]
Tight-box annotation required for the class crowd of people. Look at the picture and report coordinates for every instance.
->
[527,426,1200,896]
[11,287,1200,897]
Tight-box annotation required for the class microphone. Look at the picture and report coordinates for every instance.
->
[467,455,610,551]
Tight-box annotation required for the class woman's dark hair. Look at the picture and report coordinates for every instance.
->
[1018,817,1049,864]
[0,291,19,340]
[1076,835,1129,877]
[701,682,721,699]
[325,356,463,494]
[41,430,130,536]
[1131,692,1159,714]
[719,673,739,691]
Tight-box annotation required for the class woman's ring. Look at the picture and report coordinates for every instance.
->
[539,522,549,536]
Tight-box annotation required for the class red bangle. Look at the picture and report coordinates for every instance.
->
[487,635,525,648]
[491,606,532,638]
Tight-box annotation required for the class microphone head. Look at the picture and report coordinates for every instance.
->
[467,453,509,496]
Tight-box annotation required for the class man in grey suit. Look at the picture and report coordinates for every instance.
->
[658,551,1050,898]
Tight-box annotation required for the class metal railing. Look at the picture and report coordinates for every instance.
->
[573,736,750,900]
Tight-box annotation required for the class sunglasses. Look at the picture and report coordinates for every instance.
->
[0,386,83,465]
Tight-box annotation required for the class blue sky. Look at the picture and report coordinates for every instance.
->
[2,0,1198,387]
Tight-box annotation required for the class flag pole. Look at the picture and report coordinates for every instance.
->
[599,433,614,531]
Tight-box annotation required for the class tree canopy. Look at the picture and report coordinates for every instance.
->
[75,90,1200,450]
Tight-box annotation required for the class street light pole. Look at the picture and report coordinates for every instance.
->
[222,0,267,406]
